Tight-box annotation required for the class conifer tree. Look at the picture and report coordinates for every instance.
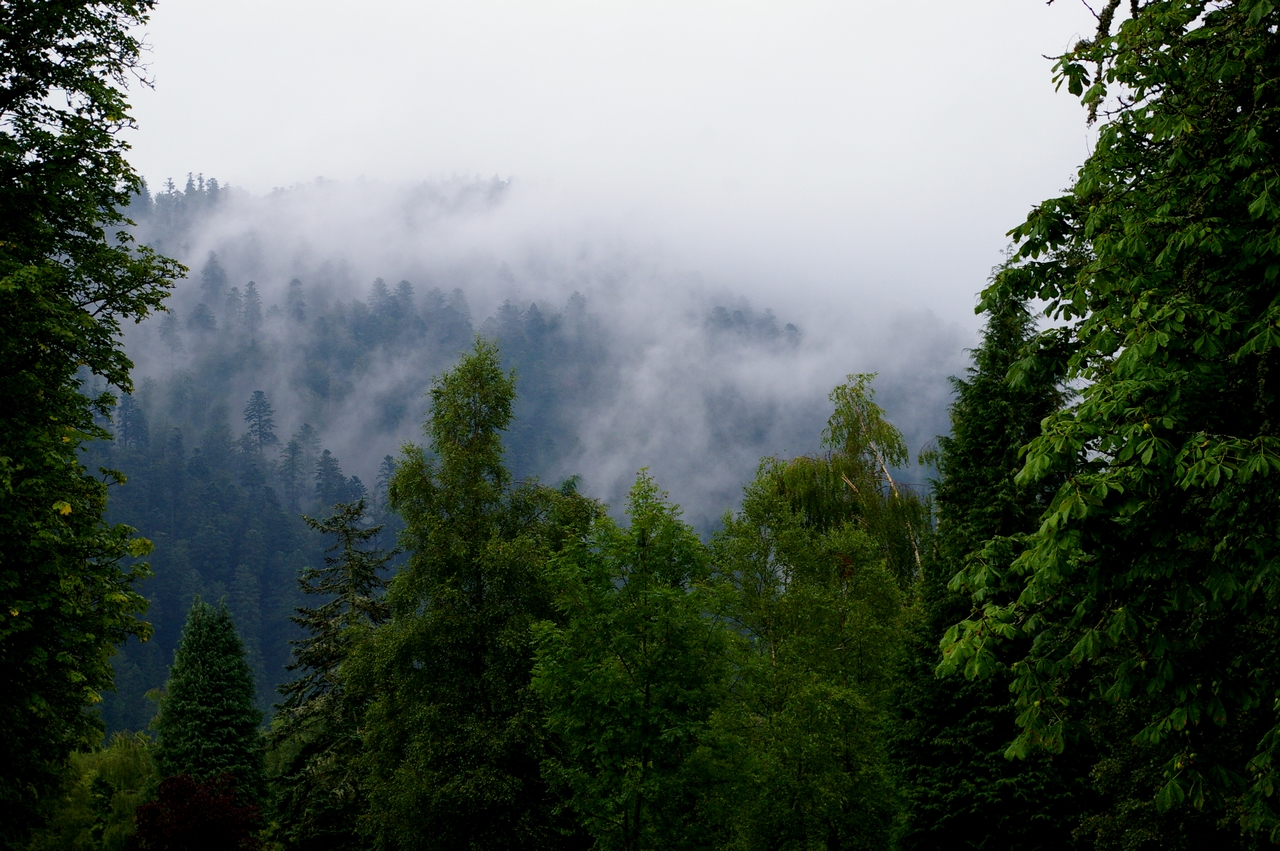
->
[892,290,1084,849]
[242,391,279,453]
[200,253,228,302]
[242,282,264,336]
[271,500,390,851]
[286,279,306,323]
[351,338,597,851]
[153,600,264,803]
[313,451,346,509]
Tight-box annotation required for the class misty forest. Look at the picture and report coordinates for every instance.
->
[7,2,1280,851]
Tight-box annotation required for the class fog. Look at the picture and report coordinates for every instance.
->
[117,1,1108,523]
[124,176,967,526]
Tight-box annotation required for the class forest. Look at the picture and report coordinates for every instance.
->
[6,1,1280,851]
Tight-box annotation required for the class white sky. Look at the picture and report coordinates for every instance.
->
[126,0,1100,328]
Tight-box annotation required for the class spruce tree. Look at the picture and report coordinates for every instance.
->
[313,450,346,509]
[243,391,279,453]
[153,600,264,803]
[271,500,390,851]
[892,290,1085,849]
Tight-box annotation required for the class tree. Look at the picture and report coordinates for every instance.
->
[313,450,347,509]
[707,379,913,850]
[199,253,227,302]
[0,1,182,844]
[271,500,390,851]
[128,774,262,851]
[28,732,157,851]
[941,1,1280,841]
[152,601,264,803]
[242,281,263,336]
[242,391,279,453]
[892,290,1087,849]
[533,473,727,851]
[352,338,598,851]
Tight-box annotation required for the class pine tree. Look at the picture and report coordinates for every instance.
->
[278,440,305,514]
[153,600,264,803]
[271,500,390,851]
[892,290,1085,849]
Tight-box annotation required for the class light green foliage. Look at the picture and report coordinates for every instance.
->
[776,374,927,587]
[353,339,598,851]
[940,0,1280,840]
[0,1,182,843]
[533,473,727,851]
[153,601,264,801]
[706,376,915,850]
[270,500,390,851]
[26,733,157,851]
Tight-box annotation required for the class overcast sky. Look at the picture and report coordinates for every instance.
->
[126,0,1100,329]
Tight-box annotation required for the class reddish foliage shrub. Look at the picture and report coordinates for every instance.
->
[129,773,262,851]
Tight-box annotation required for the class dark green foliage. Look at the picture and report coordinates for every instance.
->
[153,601,264,803]
[0,1,182,844]
[534,473,727,851]
[941,1,1280,842]
[242,392,278,453]
[270,500,390,851]
[892,292,1086,849]
[352,339,599,851]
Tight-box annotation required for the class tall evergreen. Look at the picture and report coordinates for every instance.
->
[153,600,264,803]
[243,391,279,453]
[313,451,347,509]
[271,500,390,851]
[351,339,598,851]
[893,290,1082,848]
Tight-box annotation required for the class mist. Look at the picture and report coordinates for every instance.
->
[124,175,970,527]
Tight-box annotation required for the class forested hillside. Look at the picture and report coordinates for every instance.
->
[86,176,960,733]
[11,2,1280,850]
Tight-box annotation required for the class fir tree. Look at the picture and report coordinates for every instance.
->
[271,500,390,851]
[153,600,264,803]
[200,252,228,302]
[242,391,279,453]
[242,282,264,336]
[892,290,1085,849]
[313,450,346,510]
[286,279,306,323]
